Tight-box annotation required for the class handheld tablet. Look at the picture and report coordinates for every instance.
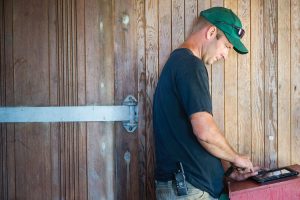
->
[251,167,299,183]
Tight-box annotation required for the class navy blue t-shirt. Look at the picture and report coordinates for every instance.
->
[153,48,224,198]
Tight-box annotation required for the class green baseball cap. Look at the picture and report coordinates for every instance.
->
[200,7,248,54]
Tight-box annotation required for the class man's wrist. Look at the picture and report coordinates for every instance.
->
[232,153,241,166]
[224,165,235,177]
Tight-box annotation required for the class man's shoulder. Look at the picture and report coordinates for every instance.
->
[167,49,204,70]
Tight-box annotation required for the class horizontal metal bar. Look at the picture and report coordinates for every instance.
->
[0,106,130,123]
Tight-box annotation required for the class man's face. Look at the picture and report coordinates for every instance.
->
[202,33,233,65]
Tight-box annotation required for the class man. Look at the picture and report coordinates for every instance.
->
[153,7,258,200]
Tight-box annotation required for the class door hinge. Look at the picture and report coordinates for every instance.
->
[122,95,138,133]
[0,95,138,133]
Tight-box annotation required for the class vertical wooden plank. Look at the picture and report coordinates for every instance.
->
[185,0,197,39]
[264,0,278,169]
[197,0,211,92]
[66,1,72,198]
[65,0,74,195]
[57,1,71,198]
[66,1,72,196]
[85,0,115,199]
[13,0,52,198]
[63,0,73,199]
[0,0,3,105]
[211,0,225,132]
[3,0,15,198]
[68,0,78,198]
[71,0,78,198]
[0,128,5,200]
[172,0,184,50]
[76,0,88,199]
[51,0,84,198]
[72,0,76,197]
[291,0,300,165]
[197,1,211,17]
[237,0,251,156]
[145,0,158,199]
[135,0,148,199]
[158,0,171,74]
[0,1,5,198]
[251,0,265,167]
[224,0,238,150]
[56,0,65,198]
[278,0,291,167]
[114,0,139,199]
[48,0,60,199]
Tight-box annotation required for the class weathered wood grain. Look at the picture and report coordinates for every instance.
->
[224,0,238,150]
[278,0,291,167]
[114,0,140,199]
[3,0,16,199]
[291,0,300,165]
[75,0,88,198]
[134,0,149,198]
[86,0,114,199]
[172,0,184,50]
[211,0,225,132]
[264,0,278,169]
[13,0,51,199]
[237,0,251,156]
[0,1,5,198]
[185,0,197,39]
[158,0,171,74]
[145,0,159,199]
[48,0,60,199]
[1,0,300,199]
[251,0,265,167]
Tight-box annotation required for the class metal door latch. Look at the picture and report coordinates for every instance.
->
[0,95,138,133]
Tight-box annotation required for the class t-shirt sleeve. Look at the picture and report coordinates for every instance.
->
[175,61,212,116]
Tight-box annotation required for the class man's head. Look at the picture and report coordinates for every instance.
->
[188,7,247,65]
[200,27,233,65]
[200,7,248,55]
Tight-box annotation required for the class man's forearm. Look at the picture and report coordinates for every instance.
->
[191,112,254,171]
[197,129,238,163]
[191,112,238,162]
[190,112,252,169]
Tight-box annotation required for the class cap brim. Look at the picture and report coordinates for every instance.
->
[223,32,248,54]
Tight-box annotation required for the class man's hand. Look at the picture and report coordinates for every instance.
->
[233,154,254,173]
[229,166,260,181]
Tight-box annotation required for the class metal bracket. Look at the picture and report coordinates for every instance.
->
[0,95,138,133]
[122,95,138,133]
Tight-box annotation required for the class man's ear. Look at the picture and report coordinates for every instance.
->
[206,26,217,40]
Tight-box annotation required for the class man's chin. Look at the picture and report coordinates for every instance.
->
[205,60,214,65]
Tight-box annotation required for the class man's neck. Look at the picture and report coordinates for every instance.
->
[180,41,202,60]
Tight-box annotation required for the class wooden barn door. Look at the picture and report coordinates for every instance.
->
[0,0,154,199]
[2,0,300,199]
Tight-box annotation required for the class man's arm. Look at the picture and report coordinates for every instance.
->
[190,111,254,172]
